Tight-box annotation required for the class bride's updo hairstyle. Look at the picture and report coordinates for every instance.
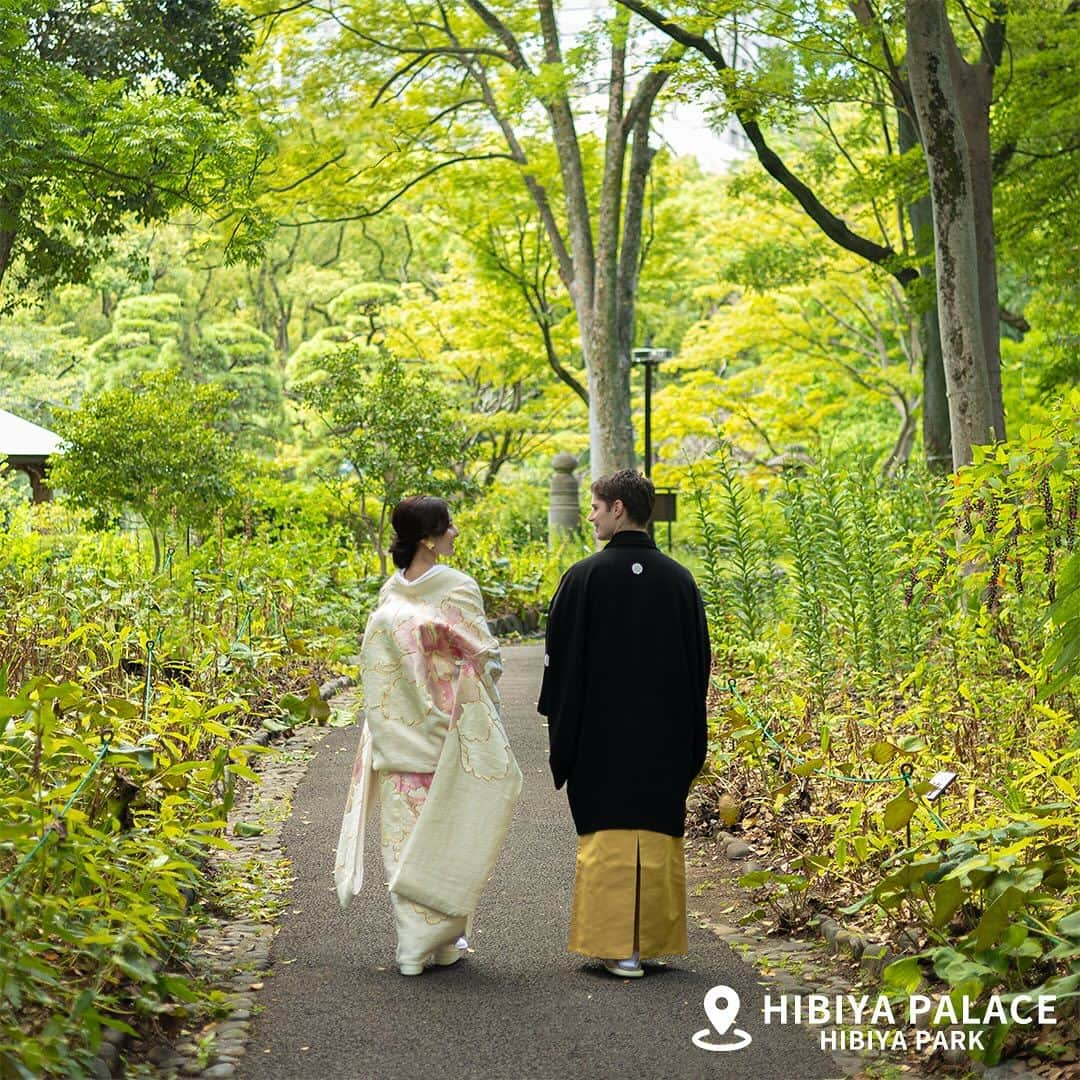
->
[389,496,451,570]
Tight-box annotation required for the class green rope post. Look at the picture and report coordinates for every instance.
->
[0,732,113,893]
[899,760,947,830]
[143,639,155,726]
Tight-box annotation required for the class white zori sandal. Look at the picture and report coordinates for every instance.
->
[602,955,644,978]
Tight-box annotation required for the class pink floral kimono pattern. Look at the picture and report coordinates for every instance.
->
[335,564,522,970]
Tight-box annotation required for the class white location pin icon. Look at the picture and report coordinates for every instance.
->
[705,986,739,1036]
[691,985,753,1052]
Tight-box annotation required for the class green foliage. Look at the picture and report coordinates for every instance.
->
[684,449,775,648]
[50,371,240,569]
[0,0,265,302]
[295,347,470,570]
[0,320,86,427]
[0,0,1076,1069]
[86,293,284,451]
[1044,551,1080,699]
[693,404,1078,1030]
[88,294,184,386]
[0,509,346,1076]
[877,815,1080,1064]
[903,389,1080,695]
[191,320,283,450]
[453,471,551,549]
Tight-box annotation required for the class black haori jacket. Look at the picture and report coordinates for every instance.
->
[537,530,711,838]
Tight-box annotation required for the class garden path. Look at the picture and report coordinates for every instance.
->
[239,643,839,1080]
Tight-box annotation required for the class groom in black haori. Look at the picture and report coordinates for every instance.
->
[538,469,711,977]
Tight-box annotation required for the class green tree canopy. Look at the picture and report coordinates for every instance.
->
[0,0,268,302]
[87,292,283,450]
[295,347,468,571]
[51,370,239,569]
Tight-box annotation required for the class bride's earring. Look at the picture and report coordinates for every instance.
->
[422,539,436,551]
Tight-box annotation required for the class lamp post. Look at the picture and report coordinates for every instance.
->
[632,347,674,543]
[631,347,671,478]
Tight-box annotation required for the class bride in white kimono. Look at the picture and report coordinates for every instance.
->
[335,496,522,975]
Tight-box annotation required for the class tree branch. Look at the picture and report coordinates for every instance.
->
[622,41,684,136]
[452,47,575,292]
[269,150,347,193]
[1000,305,1030,334]
[617,0,917,286]
[463,0,535,73]
[277,152,516,226]
[538,0,595,311]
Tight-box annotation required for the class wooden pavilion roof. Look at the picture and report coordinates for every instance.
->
[0,409,63,460]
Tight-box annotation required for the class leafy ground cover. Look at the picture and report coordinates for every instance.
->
[685,393,1080,1067]
[0,478,563,1077]
[4,402,1076,1074]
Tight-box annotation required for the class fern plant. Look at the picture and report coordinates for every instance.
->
[781,474,832,710]
[685,463,726,640]
[810,461,865,669]
[713,445,773,643]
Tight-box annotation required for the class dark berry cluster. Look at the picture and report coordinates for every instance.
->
[1040,476,1055,528]
[1008,523,1024,595]
[959,498,975,536]
[928,548,949,588]
[904,567,917,607]
[987,554,1004,613]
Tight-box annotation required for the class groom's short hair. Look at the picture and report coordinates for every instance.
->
[591,470,655,527]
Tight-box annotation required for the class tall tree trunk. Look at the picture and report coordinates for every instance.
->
[585,7,635,477]
[617,118,652,369]
[906,0,996,468]
[897,108,952,471]
[404,3,678,478]
[530,1,671,478]
[584,319,634,477]
[954,61,1005,441]
[537,1,638,477]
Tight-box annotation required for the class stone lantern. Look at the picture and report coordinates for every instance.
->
[548,453,580,543]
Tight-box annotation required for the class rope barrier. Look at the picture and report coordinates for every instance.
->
[719,677,908,784]
[717,677,947,827]
[0,731,113,893]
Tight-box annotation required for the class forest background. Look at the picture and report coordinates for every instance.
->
[0,0,1078,1076]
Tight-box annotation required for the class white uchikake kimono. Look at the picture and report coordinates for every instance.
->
[334,564,522,968]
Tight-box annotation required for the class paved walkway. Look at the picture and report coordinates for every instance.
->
[240,644,839,1080]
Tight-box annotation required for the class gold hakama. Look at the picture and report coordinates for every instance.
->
[568,829,688,959]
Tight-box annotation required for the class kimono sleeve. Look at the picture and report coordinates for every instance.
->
[444,578,502,703]
[537,567,588,790]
